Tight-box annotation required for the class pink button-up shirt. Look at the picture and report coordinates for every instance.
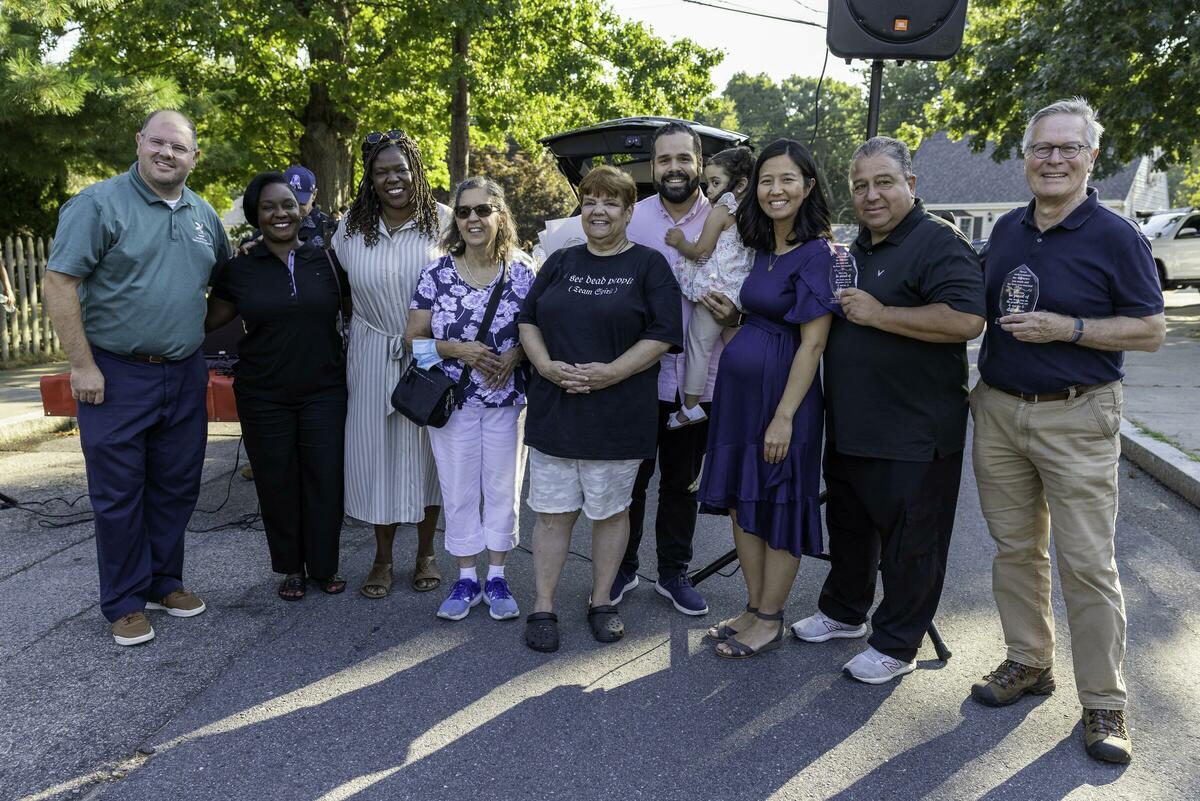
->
[627,192,719,403]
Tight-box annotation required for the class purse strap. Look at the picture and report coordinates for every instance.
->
[322,250,349,344]
[455,260,508,395]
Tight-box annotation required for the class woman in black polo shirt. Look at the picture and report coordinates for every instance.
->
[206,172,350,601]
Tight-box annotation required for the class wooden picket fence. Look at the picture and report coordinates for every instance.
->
[1,235,62,363]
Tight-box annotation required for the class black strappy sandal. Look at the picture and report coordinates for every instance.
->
[278,574,306,601]
[706,605,759,642]
[715,609,784,659]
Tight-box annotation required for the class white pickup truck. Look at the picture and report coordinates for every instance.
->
[1142,209,1200,289]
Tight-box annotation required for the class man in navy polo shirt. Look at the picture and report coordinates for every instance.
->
[969,98,1164,764]
[44,110,231,647]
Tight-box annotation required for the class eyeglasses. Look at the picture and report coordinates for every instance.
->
[142,135,194,156]
[454,204,498,219]
[1026,142,1089,160]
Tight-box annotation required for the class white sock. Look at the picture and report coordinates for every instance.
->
[487,564,505,580]
[459,566,478,583]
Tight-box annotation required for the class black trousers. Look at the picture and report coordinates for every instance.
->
[623,400,710,579]
[236,385,347,579]
[817,447,963,662]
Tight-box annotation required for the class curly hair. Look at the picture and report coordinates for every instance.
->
[736,138,832,252]
[343,132,439,247]
[440,176,519,265]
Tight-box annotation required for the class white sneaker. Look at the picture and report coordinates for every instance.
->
[790,610,867,642]
[842,646,916,685]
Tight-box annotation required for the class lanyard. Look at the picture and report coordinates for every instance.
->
[286,249,299,298]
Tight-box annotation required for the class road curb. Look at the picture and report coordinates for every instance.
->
[1121,419,1200,508]
[0,411,76,447]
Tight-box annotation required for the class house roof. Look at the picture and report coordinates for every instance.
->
[912,131,1140,205]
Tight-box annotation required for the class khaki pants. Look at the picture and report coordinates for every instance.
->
[970,379,1126,710]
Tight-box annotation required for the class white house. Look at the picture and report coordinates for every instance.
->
[912,132,1169,240]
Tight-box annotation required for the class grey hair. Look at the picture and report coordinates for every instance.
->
[849,136,912,180]
[141,109,199,149]
[1021,97,1104,151]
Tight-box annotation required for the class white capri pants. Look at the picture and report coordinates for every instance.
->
[427,405,526,557]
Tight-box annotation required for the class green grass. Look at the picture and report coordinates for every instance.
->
[0,350,66,370]
[1134,422,1200,463]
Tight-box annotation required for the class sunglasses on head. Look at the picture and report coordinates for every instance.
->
[362,130,405,150]
[454,204,498,219]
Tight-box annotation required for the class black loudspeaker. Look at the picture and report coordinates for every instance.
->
[827,0,969,60]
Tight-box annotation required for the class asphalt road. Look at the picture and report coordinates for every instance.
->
[1,421,1198,801]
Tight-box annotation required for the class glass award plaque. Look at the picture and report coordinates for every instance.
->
[998,263,1039,320]
[830,247,858,299]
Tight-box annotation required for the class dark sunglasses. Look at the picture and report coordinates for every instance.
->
[454,204,498,219]
[362,130,405,150]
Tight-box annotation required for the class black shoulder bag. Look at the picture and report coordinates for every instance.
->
[390,266,506,428]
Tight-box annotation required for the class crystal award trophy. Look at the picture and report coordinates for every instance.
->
[829,247,858,300]
[998,264,1039,321]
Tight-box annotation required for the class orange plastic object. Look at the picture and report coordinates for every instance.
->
[40,370,239,422]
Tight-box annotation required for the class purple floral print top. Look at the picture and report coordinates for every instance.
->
[410,253,536,407]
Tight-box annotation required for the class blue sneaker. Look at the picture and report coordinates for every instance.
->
[609,569,639,604]
[436,578,482,621]
[655,572,708,616]
[483,576,520,620]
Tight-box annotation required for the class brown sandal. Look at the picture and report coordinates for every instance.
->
[360,562,393,599]
[411,555,441,592]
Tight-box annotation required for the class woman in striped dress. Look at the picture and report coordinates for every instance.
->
[331,130,448,597]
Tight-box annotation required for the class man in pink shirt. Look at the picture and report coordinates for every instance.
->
[617,122,724,616]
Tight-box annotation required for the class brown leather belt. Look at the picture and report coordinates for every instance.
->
[993,382,1107,403]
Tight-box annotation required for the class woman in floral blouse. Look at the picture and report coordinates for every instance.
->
[405,176,535,622]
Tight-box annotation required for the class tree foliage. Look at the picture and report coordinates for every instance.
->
[63,0,720,214]
[470,143,576,247]
[708,65,941,223]
[0,0,180,234]
[931,0,1200,174]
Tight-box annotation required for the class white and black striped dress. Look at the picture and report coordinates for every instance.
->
[332,211,447,524]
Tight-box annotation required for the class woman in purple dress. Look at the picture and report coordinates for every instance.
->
[698,139,838,659]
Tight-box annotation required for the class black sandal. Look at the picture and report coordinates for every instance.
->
[525,612,560,653]
[278,574,306,601]
[706,604,759,642]
[587,604,624,643]
[312,575,347,595]
[715,609,784,659]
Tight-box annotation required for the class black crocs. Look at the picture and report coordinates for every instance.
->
[525,612,560,653]
[587,604,624,643]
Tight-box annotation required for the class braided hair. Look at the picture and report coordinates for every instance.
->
[343,131,439,247]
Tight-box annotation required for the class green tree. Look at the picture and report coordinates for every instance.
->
[470,143,576,247]
[0,0,179,234]
[721,72,866,222]
[66,0,720,212]
[930,0,1199,174]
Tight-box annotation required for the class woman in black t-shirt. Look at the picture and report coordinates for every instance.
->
[205,172,350,601]
[517,165,682,652]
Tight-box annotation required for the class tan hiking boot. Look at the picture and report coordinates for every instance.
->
[1083,708,1132,764]
[971,659,1055,706]
[145,589,207,618]
[112,612,155,646]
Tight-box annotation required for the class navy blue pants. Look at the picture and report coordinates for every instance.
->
[77,348,208,622]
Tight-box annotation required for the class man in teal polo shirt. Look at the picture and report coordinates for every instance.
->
[44,109,232,646]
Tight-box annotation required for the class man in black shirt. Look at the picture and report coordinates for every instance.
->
[790,136,986,684]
